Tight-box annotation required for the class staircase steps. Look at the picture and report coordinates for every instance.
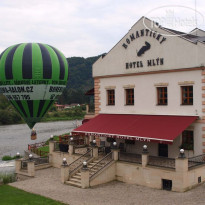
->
[65,180,81,188]
[65,158,105,188]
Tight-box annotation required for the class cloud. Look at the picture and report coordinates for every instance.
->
[0,0,204,57]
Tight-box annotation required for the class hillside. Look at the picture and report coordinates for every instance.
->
[57,55,101,104]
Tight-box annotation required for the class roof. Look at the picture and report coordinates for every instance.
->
[162,27,205,43]
[85,88,94,96]
[73,114,197,144]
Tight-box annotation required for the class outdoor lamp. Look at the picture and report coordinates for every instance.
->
[179,149,185,158]
[70,137,74,145]
[62,158,67,166]
[113,142,117,148]
[16,152,20,159]
[83,161,87,169]
[142,145,148,153]
[50,135,54,140]
[29,154,33,160]
[93,139,96,146]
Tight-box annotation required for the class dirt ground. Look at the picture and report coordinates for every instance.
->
[10,168,205,205]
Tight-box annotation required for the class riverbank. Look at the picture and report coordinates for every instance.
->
[0,94,85,126]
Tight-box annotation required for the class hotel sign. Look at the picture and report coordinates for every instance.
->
[122,29,166,69]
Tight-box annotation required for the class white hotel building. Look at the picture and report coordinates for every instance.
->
[75,17,205,158]
[66,17,205,191]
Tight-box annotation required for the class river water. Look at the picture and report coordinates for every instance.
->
[0,120,80,160]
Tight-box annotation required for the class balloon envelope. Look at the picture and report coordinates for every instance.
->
[0,43,69,128]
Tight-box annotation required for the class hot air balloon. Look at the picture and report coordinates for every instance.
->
[0,43,69,129]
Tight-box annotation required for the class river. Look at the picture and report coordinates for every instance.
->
[0,120,80,160]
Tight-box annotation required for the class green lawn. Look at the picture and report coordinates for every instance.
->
[0,185,67,205]
[38,145,49,153]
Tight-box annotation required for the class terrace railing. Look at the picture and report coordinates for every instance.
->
[30,148,49,157]
[118,152,175,169]
[188,154,205,169]
[118,152,142,164]
[33,156,49,165]
[148,156,175,169]
[20,156,49,170]
[68,148,93,178]
[90,152,113,180]
[21,160,28,170]
[28,141,47,150]
[54,142,60,151]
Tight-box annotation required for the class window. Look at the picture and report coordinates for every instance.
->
[157,87,167,105]
[181,130,194,150]
[181,86,193,105]
[107,90,115,105]
[126,89,134,105]
[162,179,172,191]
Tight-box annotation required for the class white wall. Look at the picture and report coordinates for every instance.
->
[99,70,202,117]
[97,69,203,156]
[93,18,205,78]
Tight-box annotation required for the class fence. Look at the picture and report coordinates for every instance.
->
[54,142,60,151]
[118,153,175,169]
[33,157,49,165]
[188,154,205,169]
[28,141,47,150]
[90,152,113,180]
[21,160,28,170]
[118,152,142,164]
[20,156,49,169]
[30,148,49,157]
[68,148,93,177]
[148,156,175,169]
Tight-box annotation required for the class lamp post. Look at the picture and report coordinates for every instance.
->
[179,149,186,158]
[92,139,96,147]
[142,145,148,154]
[83,161,87,169]
[62,158,67,166]
[16,152,20,159]
[29,154,33,161]
[113,141,117,149]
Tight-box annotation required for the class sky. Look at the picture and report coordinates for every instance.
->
[0,0,204,58]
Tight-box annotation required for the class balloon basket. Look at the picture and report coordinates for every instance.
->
[31,135,37,140]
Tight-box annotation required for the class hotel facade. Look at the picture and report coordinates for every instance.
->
[74,17,205,159]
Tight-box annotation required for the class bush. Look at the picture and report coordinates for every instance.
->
[2,156,13,161]
[0,173,16,184]
[2,155,20,161]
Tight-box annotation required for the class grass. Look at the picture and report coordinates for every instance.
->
[38,146,49,153]
[42,116,84,122]
[35,135,61,155]
[0,185,67,205]
[2,155,20,161]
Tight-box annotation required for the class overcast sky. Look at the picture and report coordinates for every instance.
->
[0,0,204,58]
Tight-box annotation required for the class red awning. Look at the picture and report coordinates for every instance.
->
[73,114,197,144]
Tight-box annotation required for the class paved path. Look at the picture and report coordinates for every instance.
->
[10,168,205,205]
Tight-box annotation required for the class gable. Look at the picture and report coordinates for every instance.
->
[191,28,205,37]
[93,17,205,77]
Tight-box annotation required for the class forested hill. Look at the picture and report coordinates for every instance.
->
[57,55,101,104]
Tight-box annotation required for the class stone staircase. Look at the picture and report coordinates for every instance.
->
[65,159,105,188]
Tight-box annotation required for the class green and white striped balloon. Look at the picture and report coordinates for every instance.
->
[0,43,69,129]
